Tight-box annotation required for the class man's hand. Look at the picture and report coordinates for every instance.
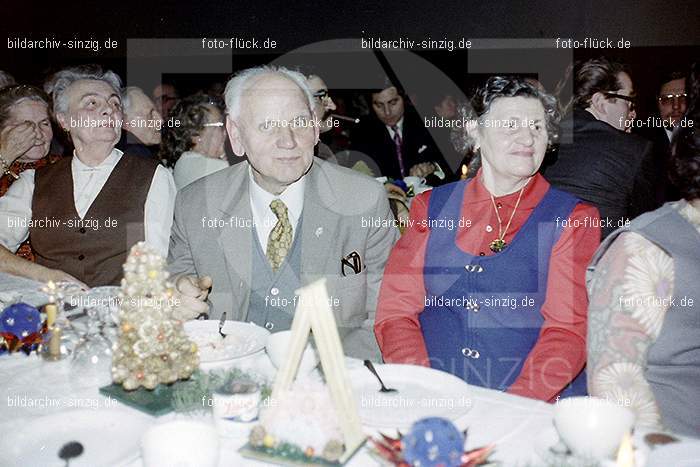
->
[384,183,407,199]
[174,274,212,319]
[0,122,39,164]
[408,162,436,178]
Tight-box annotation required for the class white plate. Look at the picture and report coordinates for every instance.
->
[185,320,270,363]
[349,363,473,429]
[647,441,700,467]
[0,408,151,467]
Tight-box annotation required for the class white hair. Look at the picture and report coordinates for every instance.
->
[223,65,315,120]
[121,86,147,114]
[46,65,122,114]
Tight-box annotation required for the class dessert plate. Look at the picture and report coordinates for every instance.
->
[0,408,151,467]
[349,363,473,429]
[184,320,269,363]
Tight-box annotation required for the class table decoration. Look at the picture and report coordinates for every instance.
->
[111,242,198,390]
[240,278,365,466]
[99,367,270,416]
[0,302,47,355]
[368,417,495,467]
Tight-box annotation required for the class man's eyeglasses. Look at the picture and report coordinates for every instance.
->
[313,89,329,101]
[603,92,636,105]
[658,93,687,106]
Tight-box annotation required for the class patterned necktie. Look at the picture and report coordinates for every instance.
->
[391,125,406,177]
[266,199,293,271]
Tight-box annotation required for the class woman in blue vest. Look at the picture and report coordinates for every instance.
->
[376,76,601,401]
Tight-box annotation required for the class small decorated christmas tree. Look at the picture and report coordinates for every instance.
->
[111,242,198,390]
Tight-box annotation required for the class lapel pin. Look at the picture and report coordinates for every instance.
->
[315,227,323,237]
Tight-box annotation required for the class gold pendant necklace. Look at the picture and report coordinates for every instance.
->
[489,186,525,253]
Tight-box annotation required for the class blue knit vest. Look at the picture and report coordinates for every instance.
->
[420,179,587,396]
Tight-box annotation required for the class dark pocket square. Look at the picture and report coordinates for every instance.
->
[341,251,363,276]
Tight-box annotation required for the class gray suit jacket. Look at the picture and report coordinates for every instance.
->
[168,157,399,361]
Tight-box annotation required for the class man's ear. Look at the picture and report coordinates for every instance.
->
[55,112,68,132]
[590,92,608,116]
[466,119,481,151]
[313,113,320,146]
[226,115,245,157]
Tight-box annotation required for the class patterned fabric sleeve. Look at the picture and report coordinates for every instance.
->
[586,230,673,429]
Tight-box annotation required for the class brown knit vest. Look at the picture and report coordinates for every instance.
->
[31,154,159,287]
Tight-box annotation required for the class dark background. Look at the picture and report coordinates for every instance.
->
[3,0,698,120]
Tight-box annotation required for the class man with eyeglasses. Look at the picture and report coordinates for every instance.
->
[638,71,687,202]
[542,57,658,239]
[305,73,338,161]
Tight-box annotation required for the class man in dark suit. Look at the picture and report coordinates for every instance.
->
[637,71,687,203]
[542,57,658,239]
[351,84,450,183]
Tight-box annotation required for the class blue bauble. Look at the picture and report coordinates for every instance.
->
[403,417,464,467]
[0,303,42,338]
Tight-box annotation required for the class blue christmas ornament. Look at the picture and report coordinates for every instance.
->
[0,303,42,338]
[403,417,464,467]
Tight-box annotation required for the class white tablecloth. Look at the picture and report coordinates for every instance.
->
[0,347,560,467]
[0,272,668,466]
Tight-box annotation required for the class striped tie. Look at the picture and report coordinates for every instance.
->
[391,125,405,177]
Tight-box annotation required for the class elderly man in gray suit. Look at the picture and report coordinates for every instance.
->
[168,66,399,361]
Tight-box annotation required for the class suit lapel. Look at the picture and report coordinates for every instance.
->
[300,160,341,280]
[216,164,252,321]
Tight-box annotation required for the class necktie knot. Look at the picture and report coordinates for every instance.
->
[270,199,288,219]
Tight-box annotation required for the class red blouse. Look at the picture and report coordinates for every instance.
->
[375,170,601,401]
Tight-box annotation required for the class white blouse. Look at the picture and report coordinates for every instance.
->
[0,149,176,258]
[173,151,229,190]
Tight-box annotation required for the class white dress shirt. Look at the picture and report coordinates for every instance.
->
[0,149,176,258]
[248,167,305,252]
[173,150,229,190]
[386,117,404,140]
[665,127,674,143]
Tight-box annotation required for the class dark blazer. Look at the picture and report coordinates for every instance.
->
[636,125,681,203]
[542,109,659,239]
[117,130,159,161]
[350,108,450,181]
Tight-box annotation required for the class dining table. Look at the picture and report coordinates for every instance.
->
[0,271,686,467]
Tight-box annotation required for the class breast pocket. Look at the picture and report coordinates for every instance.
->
[329,270,368,327]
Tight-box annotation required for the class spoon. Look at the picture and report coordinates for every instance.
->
[58,441,84,467]
[364,360,397,393]
[218,311,227,338]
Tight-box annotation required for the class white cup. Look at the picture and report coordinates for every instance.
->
[141,420,219,467]
[554,396,636,460]
[402,176,426,188]
[266,330,319,375]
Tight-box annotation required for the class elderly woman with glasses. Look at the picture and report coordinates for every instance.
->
[0,65,176,287]
[376,76,601,401]
[161,93,229,190]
